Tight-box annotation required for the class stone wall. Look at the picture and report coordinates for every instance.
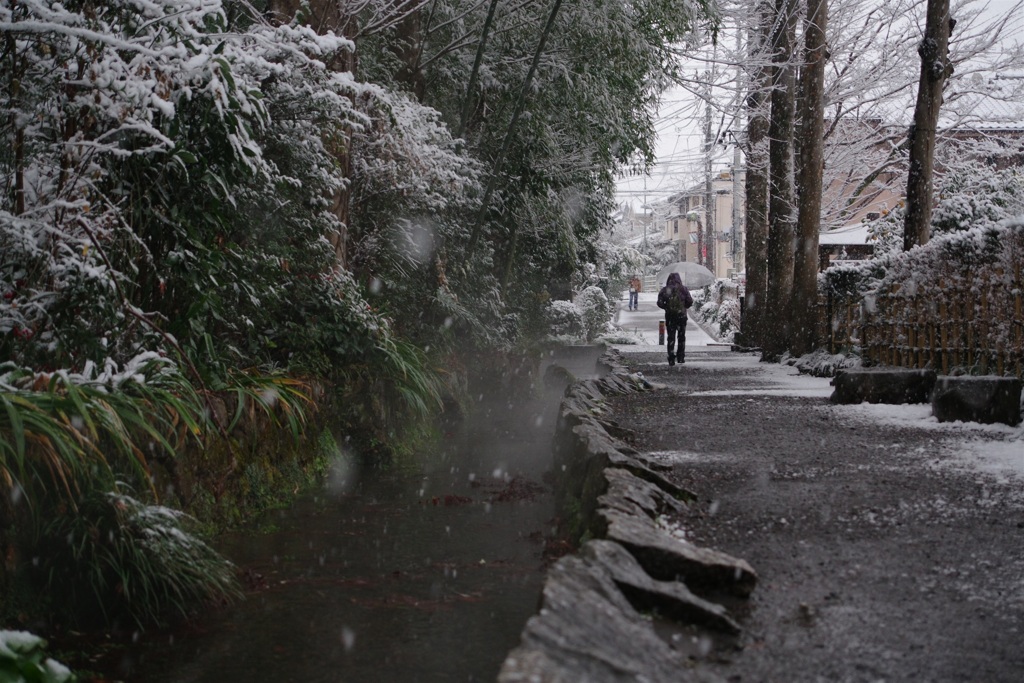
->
[498,349,757,682]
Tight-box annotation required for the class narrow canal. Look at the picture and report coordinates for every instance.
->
[118,345,606,683]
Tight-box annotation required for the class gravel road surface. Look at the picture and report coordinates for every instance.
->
[607,347,1024,683]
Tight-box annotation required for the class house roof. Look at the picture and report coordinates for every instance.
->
[941,88,1024,132]
[819,222,873,246]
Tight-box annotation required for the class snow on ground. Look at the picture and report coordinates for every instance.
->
[947,438,1024,482]
[686,354,836,399]
[835,401,1024,482]
[609,291,1024,484]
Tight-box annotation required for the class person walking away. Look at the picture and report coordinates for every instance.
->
[628,275,641,311]
[656,272,693,365]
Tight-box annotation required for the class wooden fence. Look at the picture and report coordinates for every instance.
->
[822,225,1024,379]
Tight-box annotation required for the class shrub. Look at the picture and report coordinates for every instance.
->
[691,282,741,343]
[545,300,585,339]
[576,286,611,341]
[32,488,241,629]
[864,156,1024,259]
[0,631,75,683]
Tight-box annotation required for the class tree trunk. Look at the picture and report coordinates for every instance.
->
[269,0,361,270]
[762,0,798,361]
[9,40,25,217]
[790,0,828,357]
[903,0,954,251]
[392,8,427,101]
[458,0,501,138]
[266,0,302,24]
[742,2,772,348]
[328,20,359,271]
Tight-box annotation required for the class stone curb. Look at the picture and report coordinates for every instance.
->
[498,347,757,682]
[830,367,937,405]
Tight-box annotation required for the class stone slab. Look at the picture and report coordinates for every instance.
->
[582,540,741,634]
[931,375,1023,426]
[830,367,937,404]
[599,508,757,598]
[497,555,724,683]
[598,467,686,520]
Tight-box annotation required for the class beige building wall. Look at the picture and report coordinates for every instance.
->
[670,174,745,280]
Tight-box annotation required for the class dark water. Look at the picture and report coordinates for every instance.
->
[120,346,606,683]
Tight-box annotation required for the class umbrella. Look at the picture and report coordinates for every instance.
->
[655,261,716,289]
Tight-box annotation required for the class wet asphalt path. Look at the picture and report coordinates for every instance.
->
[607,349,1024,683]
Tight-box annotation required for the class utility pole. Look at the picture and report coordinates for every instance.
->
[732,135,742,264]
[731,26,744,269]
[643,176,648,249]
[703,69,716,274]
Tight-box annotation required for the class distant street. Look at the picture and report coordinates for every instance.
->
[614,290,718,350]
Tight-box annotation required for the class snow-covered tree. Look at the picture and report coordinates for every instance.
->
[545,299,585,339]
[0,0,380,374]
[702,0,1024,354]
[867,145,1024,257]
[363,0,717,322]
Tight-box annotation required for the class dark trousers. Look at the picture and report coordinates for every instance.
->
[666,315,686,360]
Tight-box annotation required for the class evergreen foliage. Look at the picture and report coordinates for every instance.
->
[1,0,717,628]
[35,488,242,628]
[0,630,74,682]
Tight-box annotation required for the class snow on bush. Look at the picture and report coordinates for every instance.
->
[591,240,650,298]
[783,349,863,377]
[0,0,452,378]
[545,300,584,340]
[0,0,365,372]
[0,630,74,682]
[691,281,741,343]
[866,155,1024,259]
[824,218,1024,298]
[576,286,612,341]
[636,234,680,273]
[36,488,241,628]
[544,287,615,343]
[596,327,647,345]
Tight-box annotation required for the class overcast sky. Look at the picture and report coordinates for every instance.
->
[614,0,1023,212]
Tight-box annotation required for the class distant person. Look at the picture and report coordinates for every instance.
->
[656,272,693,366]
[627,275,641,311]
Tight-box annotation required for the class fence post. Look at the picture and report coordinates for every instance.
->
[826,289,834,354]
[940,299,949,374]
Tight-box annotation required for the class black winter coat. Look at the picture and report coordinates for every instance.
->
[656,272,693,322]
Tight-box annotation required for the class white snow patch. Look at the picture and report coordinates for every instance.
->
[691,356,835,399]
[835,401,937,427]
[832,401,1024,480]
[695,386,834,399]
[950,439,1024,480]
[646,449,735,464]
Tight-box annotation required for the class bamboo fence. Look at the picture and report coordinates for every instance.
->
[822,226,1024,379]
